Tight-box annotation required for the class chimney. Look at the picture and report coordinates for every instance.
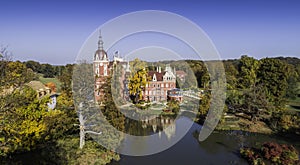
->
[159,66,161,73]
[156,67,159,72]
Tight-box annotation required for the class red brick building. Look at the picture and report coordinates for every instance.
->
[143,64,177,102]
[93,32,183,104]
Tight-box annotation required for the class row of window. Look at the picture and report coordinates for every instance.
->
[144,90,168,96]
[146,83,174,88]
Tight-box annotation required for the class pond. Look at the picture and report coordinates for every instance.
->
[110,116,300,165]
[4,115,300,164]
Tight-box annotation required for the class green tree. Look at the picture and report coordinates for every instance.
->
[41,63,56,78]
[0,86,67,157]
[198,90,211,123]
[58,64,74,97]
[130,58,147,73]
[238,55,260,89]
[24,60,42,73]
[257,58,289,108]
[166,100,180,114]
[1,61,35,88]
[285,64,299,99]
[100,76,125,132]
[224,60,239,90]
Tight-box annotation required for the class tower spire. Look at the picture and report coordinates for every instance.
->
[98,29,103,50]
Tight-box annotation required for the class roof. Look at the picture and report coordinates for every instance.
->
[148,71,166,81]
[26,81,50,91]
[94,49,108,61]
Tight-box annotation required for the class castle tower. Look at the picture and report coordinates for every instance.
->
[94,30,109,103]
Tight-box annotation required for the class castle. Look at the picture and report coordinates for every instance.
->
[93,32,183,104]
[93,32,130,103]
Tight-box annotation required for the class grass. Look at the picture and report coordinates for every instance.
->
[38,76,62,92]
[287,94,300,112]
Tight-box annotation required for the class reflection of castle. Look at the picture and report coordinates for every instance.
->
[93,32,130,103]
[141,116,176,140]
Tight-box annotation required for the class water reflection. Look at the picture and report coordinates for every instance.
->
[124,115,176,138]
[113,116,300,165]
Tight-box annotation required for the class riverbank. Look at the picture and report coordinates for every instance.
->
[215,116,273,134]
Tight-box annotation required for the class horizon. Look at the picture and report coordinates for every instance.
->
[1,0,300,65]
[16,55,300,66]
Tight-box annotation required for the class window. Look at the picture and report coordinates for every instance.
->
[161,84,164,88]
[104,64,107,76]
[158,84,160,87]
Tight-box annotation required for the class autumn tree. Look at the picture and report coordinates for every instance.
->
[128,68,148,103]
[128,58,149,103]
[0,86,68,157]
[45,82,57,92]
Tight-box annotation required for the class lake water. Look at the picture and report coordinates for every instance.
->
[4,115,299,165]
[110,116,300,165]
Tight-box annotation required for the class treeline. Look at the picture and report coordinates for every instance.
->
[24,60,63,78]
[194,55,300,134]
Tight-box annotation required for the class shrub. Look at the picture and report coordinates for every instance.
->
[240,142,300,165]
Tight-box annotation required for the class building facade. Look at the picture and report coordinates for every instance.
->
[93,32,183,104]
[143,64,177,102]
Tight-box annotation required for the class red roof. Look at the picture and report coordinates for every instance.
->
[148,71,166,81]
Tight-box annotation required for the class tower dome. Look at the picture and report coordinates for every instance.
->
[94,30,108,61]
[94,49,108,61]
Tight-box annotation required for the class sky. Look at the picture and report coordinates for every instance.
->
[0,0,300,65]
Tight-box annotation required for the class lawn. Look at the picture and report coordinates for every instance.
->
[287,98,300,112]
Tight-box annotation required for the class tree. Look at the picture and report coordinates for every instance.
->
[257,58,289,108]
[166,99,180,114]
[198,90,211,123]
[238,55,260,89]
[0,86,68,157]
[72,61,102,149]
[24,60,42,73]
[224,60,239,90]
[45,82,56,92]
[100,76,125,132]
[58,64,73,97]
[1,60,35,91]
[285,64,299,99]
[130,58,147,73]
[128,68,148,103]
[41,63,56,78]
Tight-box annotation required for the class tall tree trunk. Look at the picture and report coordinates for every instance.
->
[79,111,85,149]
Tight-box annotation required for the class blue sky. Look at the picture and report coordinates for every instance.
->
[0,0,300,64]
